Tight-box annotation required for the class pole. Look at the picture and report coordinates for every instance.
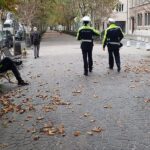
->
[127,0,129,34]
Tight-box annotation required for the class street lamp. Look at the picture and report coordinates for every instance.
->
[127,0,129,34]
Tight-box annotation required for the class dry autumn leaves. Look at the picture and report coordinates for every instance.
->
[0,88,105,141]
[73,127,104,137]
[1,65,149,143]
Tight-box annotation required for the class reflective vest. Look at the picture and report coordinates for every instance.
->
[102,24,124,48]
[77,25,100,42]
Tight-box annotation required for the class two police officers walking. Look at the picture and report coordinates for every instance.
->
[77,16,124,76]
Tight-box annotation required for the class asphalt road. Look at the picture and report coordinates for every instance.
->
[0,31,150,150]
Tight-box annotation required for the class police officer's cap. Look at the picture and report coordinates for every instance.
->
[82,16,91,22]
[108,18,115,23]
[33,27,37,30]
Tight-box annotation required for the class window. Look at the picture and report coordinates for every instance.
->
[145,12,150,26]
[137,13,143,26]
[3,24,11,28]
[145,13,148,25]
[116,3,124,12]
[148,13,150,25]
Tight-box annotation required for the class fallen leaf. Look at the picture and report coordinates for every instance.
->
[58,124,65,134]
[93,81,98,83]
[27,115,33,119]
[31,128,36,134]
[33,135,40,141]
[44,123,53,128]
[72,90,81,94]
[48,130,55,136]
[77,103,82,105]
[0,144,8,148]
[90,120,96,123]
[37,117,44,120]
[104,104,112,109]
[92,127,103,133]
[74,131,81,136]
[144,99,150,103]
[93,95,99,98]
[87,132,93,136]
[84,113,90,117]
[19,109,26,114]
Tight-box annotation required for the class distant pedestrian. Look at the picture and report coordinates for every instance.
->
[77,16,100,76]
[31,27,41,59]
[0,57,29,86]
[102,18,124,72]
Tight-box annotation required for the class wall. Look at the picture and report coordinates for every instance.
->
[129,1,150,40]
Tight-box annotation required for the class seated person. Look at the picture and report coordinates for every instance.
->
[0,57,28,86]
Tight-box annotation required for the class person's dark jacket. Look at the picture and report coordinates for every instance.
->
[103,24,124,49]
[31,31,41,45]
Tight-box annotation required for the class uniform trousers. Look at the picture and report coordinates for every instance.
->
[107,44,120,69]
[81,42,93,72]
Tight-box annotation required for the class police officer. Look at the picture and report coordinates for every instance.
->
[77,16,100,76]
[103,18,124,72]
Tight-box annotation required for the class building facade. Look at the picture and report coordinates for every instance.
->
[112,0,128,33]
[129,0,150,38]
[103,0,128,33]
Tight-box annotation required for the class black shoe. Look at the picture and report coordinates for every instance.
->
[89,68,93,72]
[37,55,39,58]
[14,61,22,66]
[109,67,113,70]
[84,71,88,76]
[18,80,29,86]
[117,67,121,72]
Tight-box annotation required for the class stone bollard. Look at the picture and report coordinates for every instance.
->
[14,41,22,56]
[127,41,131,47]
[145,43,150,51]
[136,42,140,49]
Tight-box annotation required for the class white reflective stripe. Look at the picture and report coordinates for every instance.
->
[82,39,92,42]
[108,42,120,45]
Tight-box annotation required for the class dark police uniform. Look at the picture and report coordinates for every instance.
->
[77,25,100,75]
[103,24,124,72]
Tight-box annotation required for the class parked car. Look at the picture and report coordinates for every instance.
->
[15,30,23,41]
[0,31,5,49]
[3,19,14,35]
[2,30,13,48]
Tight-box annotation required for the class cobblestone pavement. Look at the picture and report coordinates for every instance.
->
[0,31,150,150]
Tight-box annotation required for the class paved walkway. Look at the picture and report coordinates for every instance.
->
[0,31,150,150]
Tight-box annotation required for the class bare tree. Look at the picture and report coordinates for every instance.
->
[72,0,118,28]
